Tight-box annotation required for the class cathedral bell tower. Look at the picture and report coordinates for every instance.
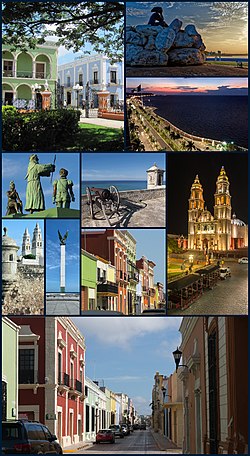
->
[22,228,31,257]
[188,175,205,249]
[31,223,43,259]
[214,166,231,250]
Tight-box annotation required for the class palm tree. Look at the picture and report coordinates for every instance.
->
[186,140,196,151]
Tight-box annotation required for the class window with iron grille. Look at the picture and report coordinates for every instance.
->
[19,349,34,383]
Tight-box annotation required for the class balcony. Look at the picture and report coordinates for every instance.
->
[68,378,83,398]
[116,270,129,283]
[19,369,38,385]
[97,282,118,295]
[142,286,149,292]
[3,70,14,77]
[58,372,70,387]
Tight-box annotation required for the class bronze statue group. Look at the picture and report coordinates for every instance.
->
[6,154,75,216]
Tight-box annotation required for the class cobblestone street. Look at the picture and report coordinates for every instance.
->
[168,261,248,315]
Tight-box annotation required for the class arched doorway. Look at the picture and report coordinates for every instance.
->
[35,92,42,110]
[2,83,14,105]
[16,84,32,102]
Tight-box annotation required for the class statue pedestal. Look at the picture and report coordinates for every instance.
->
[97,91,109,117]
[41,91,52,110]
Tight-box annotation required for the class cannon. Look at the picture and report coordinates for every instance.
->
[86,186,120,226]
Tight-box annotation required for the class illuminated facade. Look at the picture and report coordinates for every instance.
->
[188,167,248,251]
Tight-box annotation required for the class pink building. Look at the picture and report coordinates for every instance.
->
[11,317,85,448]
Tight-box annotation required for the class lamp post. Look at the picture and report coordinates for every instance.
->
[73,83,83,109]
[172,347,191,372]
[31,83,42,109]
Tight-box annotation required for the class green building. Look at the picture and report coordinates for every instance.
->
[2,317,20,420]
[2,42,58,108]
[81,249,97,311]
[124,231,138,315]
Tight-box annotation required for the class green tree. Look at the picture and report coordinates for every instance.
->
[2,1,124,60]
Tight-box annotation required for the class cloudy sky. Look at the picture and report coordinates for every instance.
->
[2,153,80,217]
[46,219,80,293]
[82,153,166,181]
[72,316,182,415]
[126,77,248,95]
[126,2,248,54]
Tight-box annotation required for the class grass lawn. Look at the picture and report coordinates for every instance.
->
[63,123,124,151]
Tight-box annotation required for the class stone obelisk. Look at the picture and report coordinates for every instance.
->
[58,230,69,293]
[60,243,65,292]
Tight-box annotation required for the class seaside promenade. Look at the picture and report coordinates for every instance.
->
[127,98,247,152]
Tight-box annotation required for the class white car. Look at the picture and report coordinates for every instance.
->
[238,257,248,264]
[219,267,231,279]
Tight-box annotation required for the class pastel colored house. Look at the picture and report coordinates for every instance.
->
[2,42,58,109]
[2,317,20,420]
[10,317,85,449]
[81,249,97,311]
[58,54,124,108]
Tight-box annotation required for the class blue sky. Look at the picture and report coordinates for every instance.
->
[82,153,166,181]
[128,229,165,287]
[126,2,248,54]
[46,219,80,293]
[2,219,44,256]
[72,317,182,416]
[2,153,80,217]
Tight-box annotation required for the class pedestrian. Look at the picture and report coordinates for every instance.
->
[148,7,168,27]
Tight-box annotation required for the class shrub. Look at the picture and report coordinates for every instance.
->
[2,108,81,151]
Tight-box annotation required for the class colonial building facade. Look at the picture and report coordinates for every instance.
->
[11,317,85,448]
[58,54,124,108]
[2,43,58,108]
[188,167,248,251]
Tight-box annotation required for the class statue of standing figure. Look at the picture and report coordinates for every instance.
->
[25,154,55,214]
[53,168,75,209]
[6,181,23,215]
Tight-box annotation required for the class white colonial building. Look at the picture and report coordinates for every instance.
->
[58,54,124,108]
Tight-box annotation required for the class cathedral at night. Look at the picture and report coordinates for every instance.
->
[187,166,248,252]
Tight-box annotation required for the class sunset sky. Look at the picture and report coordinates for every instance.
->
[126,2,248,55]
[126,77,248,95]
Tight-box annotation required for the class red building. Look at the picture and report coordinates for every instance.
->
[81,230,128,314]
[11,317,85,448]
[136,256,150,309]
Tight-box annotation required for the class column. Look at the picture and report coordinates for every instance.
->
[60,244,66,292]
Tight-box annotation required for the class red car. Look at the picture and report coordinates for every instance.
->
[96,429,115,444]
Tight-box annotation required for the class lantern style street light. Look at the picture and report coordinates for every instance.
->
[172,347,190,373]
[73,83,83,109]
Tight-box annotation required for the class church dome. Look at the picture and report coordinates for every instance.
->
[2,228,19,249]
[231,213,246,226]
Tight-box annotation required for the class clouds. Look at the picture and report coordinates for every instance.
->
[72,317,181,348]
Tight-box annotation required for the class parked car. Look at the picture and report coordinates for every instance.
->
[121,424,130,435]
[128,425,134,433]
[2,420,62,454]
[109,425,124,438]
[96,429,115,444]
[133,424,139,430]
[238,257,248,264]
[219,267,231,280]
[140,423,146,430]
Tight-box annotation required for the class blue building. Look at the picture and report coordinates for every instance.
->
[58,54,124,108]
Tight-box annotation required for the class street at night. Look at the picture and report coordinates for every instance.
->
[168,261,248,315]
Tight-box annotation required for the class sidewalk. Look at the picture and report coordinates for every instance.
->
[79,116,124,129]
[150,429,182,454]
[63,441,93,453]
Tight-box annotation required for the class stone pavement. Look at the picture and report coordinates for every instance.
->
[79,116,124,129]
[150,429,182,454]
[63,441,93,453]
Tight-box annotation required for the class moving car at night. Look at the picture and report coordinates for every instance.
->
[238,257,248,264]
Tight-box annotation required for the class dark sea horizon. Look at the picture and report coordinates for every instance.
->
[143,95,248,148]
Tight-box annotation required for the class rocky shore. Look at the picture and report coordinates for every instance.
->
[126,19,206,66]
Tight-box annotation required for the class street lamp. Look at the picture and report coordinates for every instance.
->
[73,83,83,109]
[172,347,190,373]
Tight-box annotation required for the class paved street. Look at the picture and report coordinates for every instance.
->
[46,294,80,315]
[168,261,248,316]
[66,429,179,454]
